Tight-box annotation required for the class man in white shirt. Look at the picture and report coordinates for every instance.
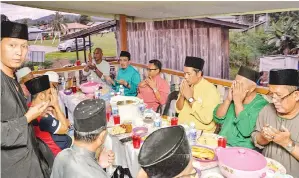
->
[83,48,110,83]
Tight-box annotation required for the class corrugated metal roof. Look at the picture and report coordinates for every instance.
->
[28,27,44,33]
[65,23,89,29]
[193,18,248,29]
[61,20,116,41]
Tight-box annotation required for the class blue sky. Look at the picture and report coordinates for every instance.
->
[1,3,76,21]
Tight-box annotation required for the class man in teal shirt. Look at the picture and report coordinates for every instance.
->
[112,51,141,96]
[213,66,268,149]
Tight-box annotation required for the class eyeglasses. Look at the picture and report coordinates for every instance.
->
[147,68,158,71]
[267,89,297,103]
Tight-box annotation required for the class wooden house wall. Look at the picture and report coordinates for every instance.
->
[115,19,229,79]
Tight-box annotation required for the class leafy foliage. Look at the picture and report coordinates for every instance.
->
[266,16,299,54]
[229,29,275,67]
[78,15,91,25]
[23,61,53,70]
[50,12,67,34]
[269,11,299,23]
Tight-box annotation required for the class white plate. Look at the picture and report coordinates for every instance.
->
[201,172,224,178]
[265,157,286,174]
[107,126,126,136]
[110,96,141,105]
[197,133,221,149]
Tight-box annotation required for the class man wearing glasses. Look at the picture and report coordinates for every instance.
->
[252,69,299,177]
[137,59,170,112]
[137,126,198,178]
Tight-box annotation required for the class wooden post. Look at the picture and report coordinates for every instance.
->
[75,38,79,60]
[88,35,92,53]
[83,37,87,63]
[119,14,128,51]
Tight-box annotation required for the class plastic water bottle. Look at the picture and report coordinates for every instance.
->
[139,100,145,116]
[119,85,125,96]
[189,122,197,146]
[111,104,118,116]
[154,113,162,128]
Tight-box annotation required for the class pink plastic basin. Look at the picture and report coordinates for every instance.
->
[216,147,267,178]
[80,81,101,94]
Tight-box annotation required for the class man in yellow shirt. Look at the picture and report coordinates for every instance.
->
[176,56,220,132]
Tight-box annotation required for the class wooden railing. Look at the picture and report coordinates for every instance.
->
[32,61,269,102]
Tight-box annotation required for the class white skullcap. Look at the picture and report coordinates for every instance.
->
[15,67,32,82]
[44,71,59,83]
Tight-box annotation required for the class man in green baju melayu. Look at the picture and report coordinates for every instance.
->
[213,66,268,149]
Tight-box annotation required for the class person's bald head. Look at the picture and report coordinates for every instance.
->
[93,48,103,62]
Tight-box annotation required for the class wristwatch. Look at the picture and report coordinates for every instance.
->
[188,97,195,103]
[93,68,97,72]
[153,88,158,93]
[285,140,296,153]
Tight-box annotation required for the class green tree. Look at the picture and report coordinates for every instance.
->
[78,15,91,25]
[50,12,67,35]
[267,16,299,55]
[269,11,299,23]
[229,29,275,67]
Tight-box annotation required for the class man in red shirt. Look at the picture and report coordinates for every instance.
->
[25,75,72,156]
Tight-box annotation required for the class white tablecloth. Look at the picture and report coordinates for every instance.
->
[59,91,222,178]
[59,91,87,124]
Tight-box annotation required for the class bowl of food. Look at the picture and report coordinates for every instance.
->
[192,145,217,162]
[64,89,72,95]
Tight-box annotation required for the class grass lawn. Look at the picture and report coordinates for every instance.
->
[35,32,117,61]
[29,38,60,47]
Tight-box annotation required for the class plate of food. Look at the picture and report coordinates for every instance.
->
[197,133,220,148]
[120,123,133,133]
[192,145,217,162]
[265,157,286,174]
[108,124,132,136]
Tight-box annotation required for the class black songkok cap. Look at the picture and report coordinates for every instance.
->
[1,21,28,40]
[25,75,50,95]
[269,69,299,87]
[74,99,107,132]
[184,56,205,70]
[120,51,131,60]
[237,66,260,83]
[138,126,191,178]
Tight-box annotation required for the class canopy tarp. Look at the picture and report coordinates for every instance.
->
[5,1,299,22]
